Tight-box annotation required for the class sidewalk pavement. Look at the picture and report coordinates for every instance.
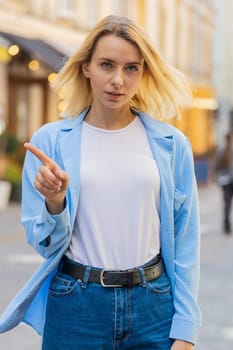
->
[198,181,224,236]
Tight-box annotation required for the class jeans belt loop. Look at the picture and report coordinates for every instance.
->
[138,266,147,287]
[81,265,91,288]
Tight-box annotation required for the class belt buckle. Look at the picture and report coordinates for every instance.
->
[100,269,123,288]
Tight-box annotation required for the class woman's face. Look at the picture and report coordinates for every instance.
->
[82,34,144,112]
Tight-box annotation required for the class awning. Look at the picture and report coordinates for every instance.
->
[0,32,67,71]
[0,10,85,55]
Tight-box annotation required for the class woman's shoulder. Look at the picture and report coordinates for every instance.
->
[31,116,79,141]
[139,112,187,142]
[28,119,75,155]
[33,118,68,135]
[32,110,87,140]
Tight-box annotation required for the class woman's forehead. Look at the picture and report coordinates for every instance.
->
[92,34,143,62]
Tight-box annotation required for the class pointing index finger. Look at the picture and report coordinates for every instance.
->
[24,142,57,169]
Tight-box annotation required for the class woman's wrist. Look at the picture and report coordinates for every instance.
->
[45,196,66,215]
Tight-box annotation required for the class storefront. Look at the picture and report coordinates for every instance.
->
[0,32,66,201]
[170,85,218,184]
[0,32,66,141]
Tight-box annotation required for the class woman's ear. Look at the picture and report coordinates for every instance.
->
[82,63,90,78]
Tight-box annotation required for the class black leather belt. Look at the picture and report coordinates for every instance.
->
[59,257,164,288]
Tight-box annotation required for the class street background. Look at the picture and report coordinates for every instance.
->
[1,182,233,349]
[0,1,233,349]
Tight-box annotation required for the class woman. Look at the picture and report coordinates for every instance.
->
[0,15,201,349]
[216,132,233,234]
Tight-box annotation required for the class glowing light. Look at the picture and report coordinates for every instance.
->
[192,98,218,110]
[48,72,57,83]
[0,47,11,63]
[28,60,40,71]
[8,44,20,56]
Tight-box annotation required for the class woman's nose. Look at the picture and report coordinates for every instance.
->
[111,68,124,87]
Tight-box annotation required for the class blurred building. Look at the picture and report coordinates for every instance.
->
[143,0,217,183]
[213,0,233,145]
[0,0,218,182]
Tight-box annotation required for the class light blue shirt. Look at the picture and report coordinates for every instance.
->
[0,110,201,343]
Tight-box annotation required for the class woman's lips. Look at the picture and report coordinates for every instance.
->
[106,91,124,96]
[105,91,125,100]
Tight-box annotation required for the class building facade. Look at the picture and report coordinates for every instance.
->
[213,0,233,145]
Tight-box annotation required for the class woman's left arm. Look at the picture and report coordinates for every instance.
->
[170,137,201,344]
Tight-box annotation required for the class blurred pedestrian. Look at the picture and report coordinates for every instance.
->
[0,15,201,350]
[216,132,233,234]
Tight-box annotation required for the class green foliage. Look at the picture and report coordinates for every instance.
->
[0,132,24,201]
[5,134,20,155]
[0,132,7,152]
[5,161,22,185]
[0,132,24,159]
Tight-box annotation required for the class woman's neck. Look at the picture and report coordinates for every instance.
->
[84,106,135,130]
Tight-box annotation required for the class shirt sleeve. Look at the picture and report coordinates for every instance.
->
[169,137,201,344]
[21,131,71,259]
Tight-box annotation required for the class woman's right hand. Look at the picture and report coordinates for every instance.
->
[24,143,70,215]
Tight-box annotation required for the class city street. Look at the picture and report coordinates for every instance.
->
[0,183,233,349]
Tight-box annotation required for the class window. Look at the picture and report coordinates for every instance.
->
[58,0,75,19]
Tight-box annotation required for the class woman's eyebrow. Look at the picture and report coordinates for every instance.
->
[98,57,142,65]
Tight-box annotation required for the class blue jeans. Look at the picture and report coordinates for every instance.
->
[42,260,174,349]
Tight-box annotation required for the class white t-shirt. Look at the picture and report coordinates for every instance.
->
[66,116,161,269]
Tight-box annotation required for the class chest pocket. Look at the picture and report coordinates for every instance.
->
[174,189,186,217]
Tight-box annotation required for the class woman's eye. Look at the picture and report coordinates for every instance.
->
[126,65,138,72]
[101,62,112,69]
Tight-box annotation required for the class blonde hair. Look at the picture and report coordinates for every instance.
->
[52,15,191,119]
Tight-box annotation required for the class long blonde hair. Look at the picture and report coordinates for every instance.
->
[52,15,191,119]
